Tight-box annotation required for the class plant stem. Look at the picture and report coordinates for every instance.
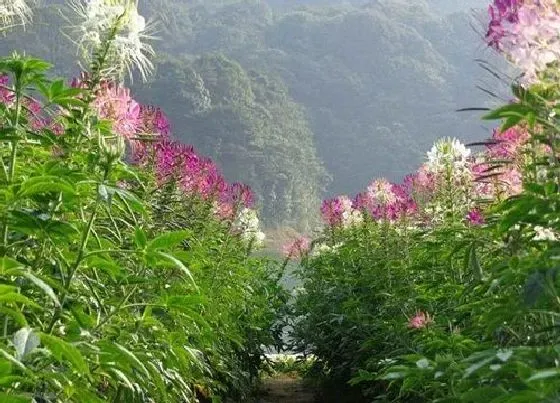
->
[46,166,110,333]
[1,77,22,253]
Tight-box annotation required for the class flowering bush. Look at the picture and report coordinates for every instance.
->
[0,1,286,402]
[291,1,560,400]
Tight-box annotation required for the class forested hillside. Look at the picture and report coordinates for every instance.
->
[0,0,501,228]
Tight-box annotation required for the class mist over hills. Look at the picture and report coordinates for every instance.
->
[0,0,506,228]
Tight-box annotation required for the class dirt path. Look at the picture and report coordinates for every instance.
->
[257,374,316,403]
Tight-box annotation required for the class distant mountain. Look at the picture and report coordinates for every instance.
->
[267,0,487,14]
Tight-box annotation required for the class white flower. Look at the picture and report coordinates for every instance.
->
[536,166,549,183]
[426,138,471,173]
[233,208,266,247]
[533,226,557,242]
[342,209,363,228]
[0,0,32,31]
[367,178,396,205]
[310,242,343,257]
[69,0,155,80]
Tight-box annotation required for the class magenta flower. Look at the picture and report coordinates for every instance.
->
[466,209,485,226]
[320,195,354,226]
[487,0,522,49]
[221,183,255,209]
[50,122,65,136]
[487,126,529,159]
[139,105,171,136]
[486,0,560,85]
[98,83,141,139]
[408,311,433,329]
[354,178,416,222]
[0,74,14,105]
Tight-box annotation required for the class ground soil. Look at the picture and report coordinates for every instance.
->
[257,374,317,403]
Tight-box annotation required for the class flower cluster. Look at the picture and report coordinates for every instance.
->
[408,311,433,329]
[486,0,560,85]
[354,179,416,221]
[84,79,263,242]
[0,75,65,135]
[231,208,266,247]
[318,131,532,229]
[473,126,529,200]
[426,137,472,175]
[320,195,362,228]
[283,236,311,259]
[533,226,558,242]
[1,70,263,245]
[0,0,32,32]
[70,0,154,79]
[93,81,142,139]
[0,75,14,104]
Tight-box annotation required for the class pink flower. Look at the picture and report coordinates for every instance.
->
[0,74,14,105]
[139,105,171,136]
[321,195,354,226]
[282,236,311,259]
[221,183,255,209]
[355,178,416,222]
[92,81,141,140]
[487,126,529,159]
[466,209,485,225]
[408,311,433,329]
[50,122,65,136]
[214,201,235,221]
[486,0,560,85]
[499,166,523,195]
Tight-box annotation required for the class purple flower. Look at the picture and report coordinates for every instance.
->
[466,209,485,226]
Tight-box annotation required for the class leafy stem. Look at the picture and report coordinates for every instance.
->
[46,164,112,333]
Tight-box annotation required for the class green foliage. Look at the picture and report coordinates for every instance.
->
[292,80,560,401]
[0,53,287,402]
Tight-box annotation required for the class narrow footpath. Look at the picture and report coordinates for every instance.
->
[257,374,316,403]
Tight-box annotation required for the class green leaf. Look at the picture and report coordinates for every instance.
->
[0,294,41,309]
[75,390,104,403]
[41,334,89,375]
[98,342,149,378]
[0,393,31,403]
[482,103,534,121]
[50,79,64,97]
[105,367,135,390]
[496,349,513,363]
[134,227,147,249]
[380,372,404,380]
[85,256,121,279]
[468,245,482,282]
[114,188,145,213]
[147,230,191,251]
[0,358,12,376]
[0,349,26,372]
[461,387,504,402]
[0,285,17,294]
[18,176,75,197]
[154,252,197,287]
[0,257,24,274]
[464,357,495,378]
[21,271,60,307]
[527,368,560,381]
[500,114,523,131]
[0,308,27,327]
